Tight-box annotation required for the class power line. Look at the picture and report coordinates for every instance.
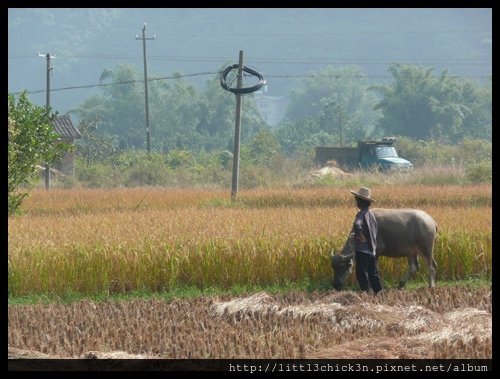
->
[10,71,490,96]
[78,29,488,37]
[8,53,492,64]
[10,71,219,95]
[166,30,489,37]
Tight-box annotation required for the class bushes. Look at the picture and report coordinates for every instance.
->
[8,93,71,214]
[465,160,492,183]
[56,137,491,189]
[72,150,226,188]
[395,137,491,167]
[75,161,123,188]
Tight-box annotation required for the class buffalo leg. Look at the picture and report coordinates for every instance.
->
[423,256,437,288]
[397,255,419,289]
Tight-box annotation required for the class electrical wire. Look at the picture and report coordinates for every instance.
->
[10,70,490,96]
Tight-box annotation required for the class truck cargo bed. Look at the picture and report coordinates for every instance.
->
[315,146,359,167]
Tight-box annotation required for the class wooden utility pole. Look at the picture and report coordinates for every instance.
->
[231,50,244,201]
[38,52,55,190]
[338,105,343,148]
[136,23,156,153]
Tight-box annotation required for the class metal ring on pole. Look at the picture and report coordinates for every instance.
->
[220,64,266,95]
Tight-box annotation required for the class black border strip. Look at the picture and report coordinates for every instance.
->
[8,359,493,372]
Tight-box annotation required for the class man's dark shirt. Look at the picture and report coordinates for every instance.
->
[352,207,378,255]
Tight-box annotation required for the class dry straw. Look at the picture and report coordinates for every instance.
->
[8,288,491,359]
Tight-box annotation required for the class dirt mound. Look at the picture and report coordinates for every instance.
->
[308,161,352,180]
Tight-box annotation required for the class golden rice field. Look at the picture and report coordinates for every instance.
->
[8,287,492,359]
[8,185,491,298]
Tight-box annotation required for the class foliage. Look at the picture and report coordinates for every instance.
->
[49,134,489,190]
[244,128,281,167]
[151,74,205,152]
[394,136,491,167]
[275,118,336,154]
[67,62,490,159]
[98,65,146,148]
[285,66,380,138]
[75,160,123,188]
[371,64,492,143]
[70,64,267,153]
[465,160,492,184]
[217,151,233,169]
[8,92,70,214]
[76,117,118,166]
[165,150,195,169]
[318,100,369,146]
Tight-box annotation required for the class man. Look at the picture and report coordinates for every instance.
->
[350,187,383,294]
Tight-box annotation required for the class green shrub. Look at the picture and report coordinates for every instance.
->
[457,139,492,165]
[165,150,195,169]
[395,136,491,167]
[126,159,172,186]
[69,137,491,189]
[76,162,123,188]
[465,160,492,183]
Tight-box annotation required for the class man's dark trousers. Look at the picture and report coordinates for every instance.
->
[355,251,383,293]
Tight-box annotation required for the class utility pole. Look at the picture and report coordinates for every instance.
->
[328,102,344,148]
[337,105,343,148]
[136,23,156,153]
[231,50,244,201]
[38,52,55,189]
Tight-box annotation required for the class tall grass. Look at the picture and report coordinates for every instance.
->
[8,186,491,297]
[19,184,491,215]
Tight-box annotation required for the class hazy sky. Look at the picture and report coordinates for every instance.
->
[8,8,492,113]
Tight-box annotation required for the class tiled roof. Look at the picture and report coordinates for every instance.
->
[51,115,82,140]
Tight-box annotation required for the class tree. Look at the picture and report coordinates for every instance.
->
[70,64,268,154]
[76,117,118,166]
[459,77,492,141]
[98,65,145,149]
[244,128,281,167]
[8,93,70,214]
[196,71,267,151]
[370,63,492,143]
[318,100,368,146]
[276,118,336,155]
[150,74,204,152]
[285,65,380,133]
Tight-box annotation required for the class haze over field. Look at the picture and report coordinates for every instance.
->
[8,8,492,113]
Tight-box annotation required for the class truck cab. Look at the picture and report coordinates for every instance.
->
[359,138,413,170]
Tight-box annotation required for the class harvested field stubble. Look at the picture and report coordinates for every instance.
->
[8,287,491,359]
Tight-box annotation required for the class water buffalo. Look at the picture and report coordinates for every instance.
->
[331,209,438,290]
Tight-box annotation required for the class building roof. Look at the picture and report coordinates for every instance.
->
[51,115,82,140]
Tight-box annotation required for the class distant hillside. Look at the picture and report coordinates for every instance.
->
[8,8,492,113]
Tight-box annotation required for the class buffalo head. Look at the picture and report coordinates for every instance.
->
[331,252,354,290]
[331,233,355,290]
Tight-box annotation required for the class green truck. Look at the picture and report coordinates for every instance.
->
[315,137,413,171]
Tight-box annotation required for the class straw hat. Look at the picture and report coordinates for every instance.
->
[350,187,375,202]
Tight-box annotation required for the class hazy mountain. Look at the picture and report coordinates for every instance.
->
[8,8,492,114]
